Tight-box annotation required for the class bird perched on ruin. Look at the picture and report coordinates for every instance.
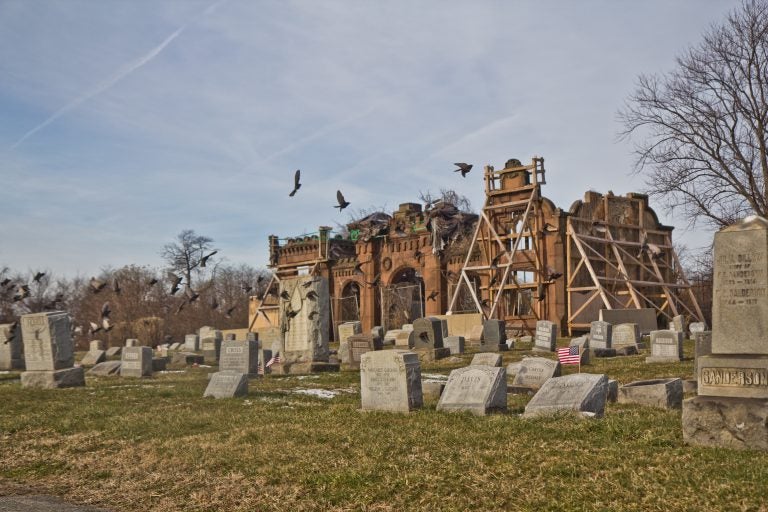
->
[334,190,350,211]
[90,277,107,293]
[453,162,473,177]
[33,272,45,283]
[427,290,439,301]
[200,250,218,267]
[289,169,301,197]
[305,290,318,301]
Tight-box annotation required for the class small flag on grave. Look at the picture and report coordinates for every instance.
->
[557,345,581,366]
[266,352,281,368]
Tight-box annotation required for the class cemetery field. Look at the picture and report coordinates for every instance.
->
[1,342,768,511]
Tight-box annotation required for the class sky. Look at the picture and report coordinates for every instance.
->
[0,0,738,278]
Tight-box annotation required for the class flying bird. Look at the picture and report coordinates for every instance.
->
[89,321,102,334]
[289,169,301,197]
[257,275,266,284]
[90,277,107,293]
[225,305,237,318]
[168,273,183,295]
[0,278,10,287]
[33,272,45,283]
[489,252,505,270]
[453,162,473,177]
[242,283,253,294]
[185,287,200,302]
[547,267,563,280]
[148,277,159,286]
[176,301,186,314]
[210,297,219,310]
[334,190,350,211]
[427,290,439,301]
[353,262,364,275]
[280,290,291,301]
[305,290,318,301]
[102,318,113,332]
[112,278,121,295]
[200,250,218,268]
[101,301,111,319]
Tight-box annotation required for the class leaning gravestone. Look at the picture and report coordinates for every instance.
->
[646,330,683,363]
[523,373,608,418]
[338,321,362,365]
[120,346,153,377]
[344,334,375,370]
[436,366,507,415]
[204,371,248,399]
[105,346,122,358]
[88,360,122,376]
[619,378,683,410]
[184,334,200,351]
[599,308,657,334]
[360,350,423,413]
[80,349,106,366]
[670,315,687,335]
[589,321,612,349]
[511,357,561,391]
[534,320,557,352]
[612,323,639,355]
[470,353,503,367]
[683,216,768,450]
[0,322,23,370]
[20,312,85,388]
[219,340,259,376]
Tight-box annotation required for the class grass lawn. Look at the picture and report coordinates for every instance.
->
[1,339,767,511]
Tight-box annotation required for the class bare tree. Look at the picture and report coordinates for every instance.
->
[619,0,768,229]
[419,188,473,213]
[161,229,218,289]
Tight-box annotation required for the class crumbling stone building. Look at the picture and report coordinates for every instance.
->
[251,157,703,337]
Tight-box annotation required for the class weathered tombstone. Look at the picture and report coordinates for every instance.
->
[203,371,248,399]
[523,373,609,418]
[88,361,122,376]
[246,331,258,342]
[612,323,640,355]
[670,315,687,335]
[589,321,612,349]
[689,322,707,334]
[683,216,768,450]
[105,346,122,358]
[219,340,259,376]
[274,275,333,374]
[360,350,423,412]
[383,329,399,346]
[436,366,507,415]
[338,321,362,344]
[80,350,106,366]
[534,320,557,352]
[0,322,23,370]
[199,327,222,363]
[511,357,561,391]
[394,331,411,347]
[184,334,200,351]
[120,346,153,377]
[344,334,375,370]
[125,338,138,347]
[693,331,712,376]
[410,317,444,349]
[619,378,683,409]
[370,326,385,350]
[646,330,684,363]
[443,336,465,355]
[90,340,105,351]
[467,324,484,346]
[599,308,657,334]
[19,312,85,388]
[470,352,503,367]
[439,318,449,340]
[482,319,506,351]
[570,336,590,365]
[606,379,619,403]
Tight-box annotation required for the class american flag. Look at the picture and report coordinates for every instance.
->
[265,352,281,368]
[557,345,581,365]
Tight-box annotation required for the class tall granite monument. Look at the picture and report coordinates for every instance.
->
[19,311,85,388]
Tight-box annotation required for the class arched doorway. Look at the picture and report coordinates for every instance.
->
[382,267,424,330]
[334,280,361,340]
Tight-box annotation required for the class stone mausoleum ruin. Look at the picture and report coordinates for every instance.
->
[250,157,704,338]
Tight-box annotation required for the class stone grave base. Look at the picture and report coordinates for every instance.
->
[682,379,698,394]
[682,396,768,450]
[152,357,168,372]
[615,346,639,356]
[80,350,106,367]
[592,348,617,358]
[271,362,340,375]
[1,358,25,370]
[21,367,85,389]
[618,378,683,409]
[422,381,445,400]
[170,352,204,366]
[88,361,122,376]
[414,347,450,363]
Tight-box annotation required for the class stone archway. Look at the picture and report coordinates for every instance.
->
[381,266,424,331]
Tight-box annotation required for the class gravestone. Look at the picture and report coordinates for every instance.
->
[0,322,23,370]
[470,352,503,367]
[394,331,411,347]
[19,312,84,388]
[383,329,400,346]
[523,373,609,418]
[612,323,639,355]
[105,346,122,358]
[90,340,105,351]
[683,216,768,450]
[199,327,222,363]
[689,322,706,334]
[570,336,590,365]
[360,350,423,412]
[120,346,153,377]
[534,320,557,352]
[599,308,657,334]
[184,334,200,351]
[511,357,561,390]
[80,350,106,366]
[436,366,507,416]
[125,338,138,347]
[276,275,332,372]
[246,331,258,342]
[439,318,449,340]
[203,371,248,399]
[694,331,712,376]
[410,317,444,350]
[344,334,375,370]
[467,324,484,346]
[169,342,181,351]
[219,340,259,376]
[88,361,122,376]
[670,315,687,335]
[619,378,683,409]
[589,321,612,349]
[338,321,361,344]
[402,324,414,332]
[443,336,465,355]
[482,319,506,350]
[646,330,684,363]
[370,326,385,350]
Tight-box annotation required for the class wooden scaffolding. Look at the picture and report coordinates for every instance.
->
[565,193,705,334]
[447,157,551,332]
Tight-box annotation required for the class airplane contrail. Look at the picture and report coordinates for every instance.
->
[11,0,226,150]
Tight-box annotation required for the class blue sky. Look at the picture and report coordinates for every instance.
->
[0,0,736,277]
